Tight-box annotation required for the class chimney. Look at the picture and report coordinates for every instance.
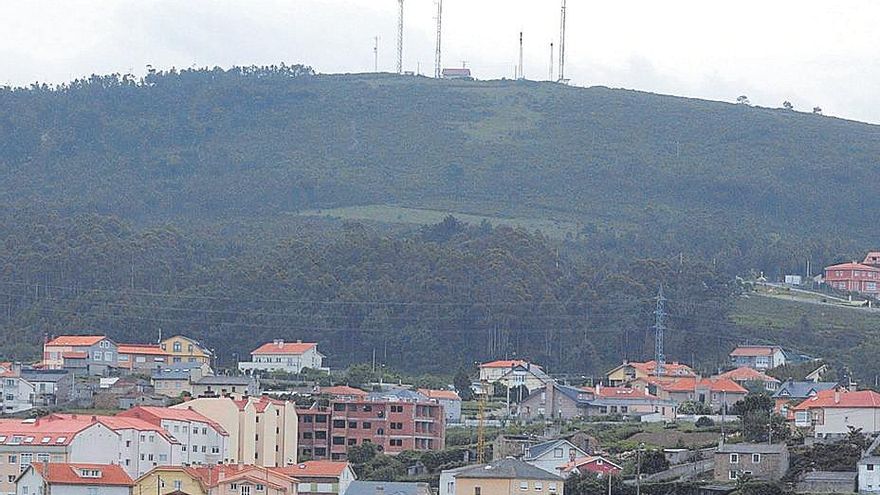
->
[595,383,602,395]
[296,339,302,344]
[835,389,841,404]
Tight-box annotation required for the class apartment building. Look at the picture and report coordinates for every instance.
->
[296,407,331,460]
[118,344,171,373]
[42,336,118,375]
[118,406,229,465]
[160,336,212,365]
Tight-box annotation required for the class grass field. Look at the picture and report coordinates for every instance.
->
[296,204,581,239]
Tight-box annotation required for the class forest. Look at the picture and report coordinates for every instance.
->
[1,66,878,376]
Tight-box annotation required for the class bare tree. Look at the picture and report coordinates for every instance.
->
[783,101,794,110]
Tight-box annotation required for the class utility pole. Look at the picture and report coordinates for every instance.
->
[434,0,443,78]
[653,285,667,376]
[518,31,524,80]
[558,0,567,82]
[549,41,554,81]
[397,0,404,74]
[636,443,643,495]
[477,380,488,463]
[373,36,379,72]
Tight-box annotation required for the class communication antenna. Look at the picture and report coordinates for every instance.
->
[518,31,524,80]
[549,41,554,81]
[434,0,443,78]
[653,285,667,376]
[373,36,379,72]
[397,0,404,74]
[558,0,567,83]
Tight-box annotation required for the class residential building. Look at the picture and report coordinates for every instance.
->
[118,344,171,373]
[605,361,696,386]
[644,377,748,413]
[418,389,462,424]
[519,383,676,421]
[43,336,118,375]
[440,68,472,80]
[772,380,839,418]
[796,471,855,494]
[478,360,551,394]
[16,463,133,495]
[134,466,209,495]
[0,416,121,494]
[557,456,622,478]
[729,346,787,370]
[278,461,356,495]
[523,439,588,475]
[864,252,880,267]
[491,435,539,460]
[858,435,880,493]
[715,367,780,393]
[824,262,880,295]
[152,364,212,398]
[450,458,564,495]
[171,396,298,467]
[714,443,789,482]
[190,464,298,495]
[118,394,169,410]
[160,336,212,365]
[792,389,880,438]
[317,387,367,401]
[191,375,258,399]
[296,407,331,460]
[345,481,431,495]
[0,365,35,414]
[238,340,326,375]
[327,395,444,460]
[117,406,229,465]
[21,369,74,406]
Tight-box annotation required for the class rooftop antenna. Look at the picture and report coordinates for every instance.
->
[558,0,567,83]
[653,285,667,376]
[549,41,554,81]
[518,31,524,80]
[396,0,404,74]
[434,0,443,78]
[373,36,379,72]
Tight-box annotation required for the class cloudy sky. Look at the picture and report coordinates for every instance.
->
[2,0,879,123]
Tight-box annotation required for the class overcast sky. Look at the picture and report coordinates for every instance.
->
[3,0,879,124]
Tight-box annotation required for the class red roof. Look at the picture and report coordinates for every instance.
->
[50,414,178,443]
[418,389,461,401]
[793,389,880,410]
[0,363,17,378]
[188,465,296,488]
[730,346,780,357]
[589,386,659,400]
[0,415,105,445]
[277,461,351,478]
[32,463,133,486]
[627,361,696,377]
[480,360,541,369]
[825,262,880,272]
[660,377,748,394]
[558,456,623,473]
[251,341,317,355]
[46,336,107,347]
[118,344,170,356]
[117,406,228,435]
[320,385,368,397]
[716,367,780,383]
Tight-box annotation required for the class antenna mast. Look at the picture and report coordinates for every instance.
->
[397,0,404,74]
[373,36,379,72]
[434,0,443,78]
[653,285,667,376]
[558,0,567,82]
[518,32,524,80]
[549,41,554,81]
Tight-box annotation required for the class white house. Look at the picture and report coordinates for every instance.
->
[859,436,880,492]
[0,370,36,414]
[523,439,589,475]
[16,463,133,495]
[418,389,462,424]
[117,406,228,466]
[729,345,787,370]
[792,389,880,438]
[238,340,326,374]
[478,360,551,394]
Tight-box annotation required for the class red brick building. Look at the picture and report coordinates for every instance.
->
[823,262,880,295]
[296,406,331,460]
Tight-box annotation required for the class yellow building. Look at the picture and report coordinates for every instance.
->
[161,335,213,365]
[172,396,299,467]
[134,466,209,495]
[136,465,298,495]
[605,360,696,386]
[450,458,564,495]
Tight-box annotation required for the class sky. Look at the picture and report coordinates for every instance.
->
[2,0,879,124]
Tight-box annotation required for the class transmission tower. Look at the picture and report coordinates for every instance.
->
[653,285,667,376]
[396,0,404,74]
[549,41,554,81]
[434,0,443,78]
[373,36,379,73]
[518,32,524,80]
[558,0,567,82]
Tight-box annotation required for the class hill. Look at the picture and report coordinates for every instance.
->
[1,66,878,377]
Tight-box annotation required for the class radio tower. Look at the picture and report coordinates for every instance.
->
[558,0,567,82]
[518,32,524,80]
[434,0,443,78]
[653,285,667,376]
[373,36,379,72]
[549,41,554,81]
[396,0,404,74]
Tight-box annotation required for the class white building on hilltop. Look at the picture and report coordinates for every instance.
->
[238,340,326,374]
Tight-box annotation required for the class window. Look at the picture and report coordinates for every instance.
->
[535,482,543,490]
[377,428,384,435]
[36,454,49,463]
[363,422,372,429]
[333,403,345,411]
[302,432,313,439]
[348,421,357,428]
[256,485,265,492]
[364,405,372,412]
[174,481,182,490]
[241,486,252,495]
[870,465,876,471]
[752,454,761,463]
[474,488,481,495]
[729,470,738,480]
[347,438,357,446]
[332,436,345,445]
[553,448,563,459]
[549,483,558,493]
[7,475,14,483]
[333,420,345,428]
[173,342,182,352]
[303,415,313,423]
[94,351,102,360]
[730,453,739,464]
[520,482,529,490]
[316,415,327,423]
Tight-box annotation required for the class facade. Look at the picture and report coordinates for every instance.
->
[345,481,431,495]
[557,456,622,478]
[134,466,208,495]
[772,380,839,417]
[796,471,855,494]
[117,406,229,466]
[43,336,118,375]
[729,346,787,370]
[317,387,367,401]
[450,458,564,495]
[605,361,696,386]
[278,461,356,495]
[21,369,74,406]
[523,439,588,475]
[138,465,298,495]
[519,383,676,422]
[0,366,36,414]
[296,407,331,460]
[714,443,789,482]
[824,262,880,295]
[191,376,257,399]
[171,396,299,467]
[859,436,880,493]
[160,336,212,365]
[792,389,880,438]
[478,360,551,394]
[118,345,171,373]
[16,463,133,495]
[238,341,325,375]
[152,364,212,398]
[715,367,780,393]
[417,389,462,424]
[646,377,747,413]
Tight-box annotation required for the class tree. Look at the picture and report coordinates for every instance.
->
[782,101,794,110]
[638,449,670,475]
[812,106,823,115]
[343,364,376,389]
[737,95,751,105]
[679,400,712,415]
[347,443,380,464]
[695,416,715,427]
[731,393,774,416]
[565,472,632,495]
[454,367,474,401]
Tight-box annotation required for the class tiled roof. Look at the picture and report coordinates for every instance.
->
[321,385,368,397]
[118,406,229,435]
[277,461,351,478]
[825,262,880,272]
[50,414,178,443]
[251,341,317,355]
[480,359,538,369]
[591,386,659,400]
[0,362,17,378]
[558,456,623,473]
[188,465,295,488]
[0,415,104,445]
[418,389,461,401]
[716,367,780,383]
[118,344,170,356]
[627,361,696,377]
[455,458,564,480]
[46,336,107,347]
[660,377,748,394]
[792,389,880,410]
[32,463,133,486]
[772,380,838,399]
[730,346,780,357]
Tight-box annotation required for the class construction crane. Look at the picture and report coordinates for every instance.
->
[434,0,443,78]
[396,0,404,74]
[477,380,488,463]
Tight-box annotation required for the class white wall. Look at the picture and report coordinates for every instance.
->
[860,463,880,492]
[68,424,122,465]
[114,428,179,478]
[160,419,226,465]
[816,408,880,436]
